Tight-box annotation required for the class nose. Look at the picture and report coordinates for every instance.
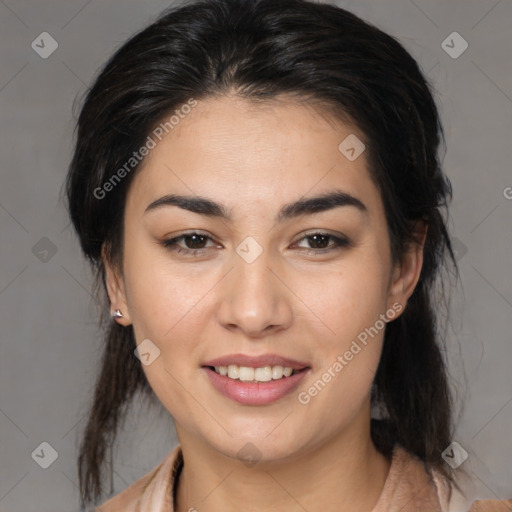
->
[216,250,293,338]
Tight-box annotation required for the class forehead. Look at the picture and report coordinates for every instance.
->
[126,95,381,219]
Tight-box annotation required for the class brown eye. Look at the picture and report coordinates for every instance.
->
[306,234,331,249]
[162,232,217,255]
[181,234,209,249]
[294,232,350,254]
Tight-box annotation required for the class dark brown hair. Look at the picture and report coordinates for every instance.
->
[66,0,460,508]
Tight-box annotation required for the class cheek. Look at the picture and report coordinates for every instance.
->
[121,248,215,411]
[303,254,391,343]
[121,236,216,337]
[294,250,390,405]
[295,267,388,429]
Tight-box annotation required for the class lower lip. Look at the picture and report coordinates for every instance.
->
[202,367,310,405]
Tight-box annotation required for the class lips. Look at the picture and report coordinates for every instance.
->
[201,353,311,405]
[202,365,311,405]
[201,353,310,370]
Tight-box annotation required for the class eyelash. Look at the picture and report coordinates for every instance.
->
[161,231,351,257]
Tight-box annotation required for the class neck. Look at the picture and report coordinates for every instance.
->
[174,408,391,512]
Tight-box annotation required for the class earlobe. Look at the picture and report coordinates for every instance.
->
[388,221,428,313]
[102,247,132,325]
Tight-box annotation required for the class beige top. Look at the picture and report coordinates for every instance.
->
[95,444,512,512]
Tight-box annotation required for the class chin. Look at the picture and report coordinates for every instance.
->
[212,429,309,464]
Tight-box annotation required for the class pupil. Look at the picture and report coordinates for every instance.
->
[186,234,206,249]
[309,234,329,249]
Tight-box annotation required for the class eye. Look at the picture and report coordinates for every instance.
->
[161,231,351,258]
[293,232,350,255]
[162,232,219,256]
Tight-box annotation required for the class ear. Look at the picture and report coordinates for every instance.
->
[102,245,132,326]
[387,220,427,317]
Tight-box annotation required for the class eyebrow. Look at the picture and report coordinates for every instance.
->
[144,190,367,222]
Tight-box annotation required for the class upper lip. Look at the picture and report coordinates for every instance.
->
[202,353,310,370]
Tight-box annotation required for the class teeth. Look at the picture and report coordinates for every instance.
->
[255,366,272,381]
[227,364,239,379]
[239,366,255,381]
[213,364,299,382]
[272,366,284,379]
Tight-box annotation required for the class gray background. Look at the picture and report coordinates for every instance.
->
[0,0,511,510]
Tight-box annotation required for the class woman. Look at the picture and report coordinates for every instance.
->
[66,0,511,511]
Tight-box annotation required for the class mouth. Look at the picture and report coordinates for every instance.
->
[204,364,308,382]
[202,364,311,405]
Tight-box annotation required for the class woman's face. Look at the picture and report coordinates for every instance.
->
[106,95,421,462]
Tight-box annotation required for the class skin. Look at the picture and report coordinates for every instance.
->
[105,95,426,512]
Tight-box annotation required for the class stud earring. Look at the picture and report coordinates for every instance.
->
[112,309,123,319]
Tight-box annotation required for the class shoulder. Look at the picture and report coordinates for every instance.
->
[429,454,511,512]
[93,445,183,512]
[93,467,157,512]
[467,499,512,512]
[372,444,449,511]
[383,445,511,512]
